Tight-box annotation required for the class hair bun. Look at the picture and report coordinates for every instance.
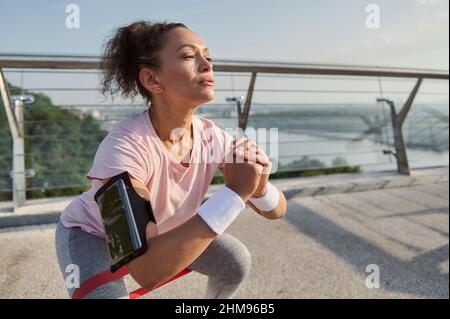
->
[100,21,188,105]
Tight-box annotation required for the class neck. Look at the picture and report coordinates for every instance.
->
[148,101,196,143]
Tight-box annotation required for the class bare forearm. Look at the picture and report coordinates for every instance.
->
[127,214,216,290]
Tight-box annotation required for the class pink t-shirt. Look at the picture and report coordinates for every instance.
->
[60,109,235,238]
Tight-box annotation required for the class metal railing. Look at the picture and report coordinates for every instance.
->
[0,54,448,210]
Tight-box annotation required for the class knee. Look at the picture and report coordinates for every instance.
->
[225,244,252,285]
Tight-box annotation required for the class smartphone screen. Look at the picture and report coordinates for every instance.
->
[97,180,140,264]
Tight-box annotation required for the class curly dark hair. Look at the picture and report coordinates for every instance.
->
[100,20,188,105]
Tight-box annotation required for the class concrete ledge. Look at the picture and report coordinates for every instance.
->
[0,211,61,229]
[0,166,448,229]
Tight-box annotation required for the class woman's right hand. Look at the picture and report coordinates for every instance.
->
[221,137,265,202]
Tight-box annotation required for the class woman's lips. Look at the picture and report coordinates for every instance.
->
[200,80,214,86]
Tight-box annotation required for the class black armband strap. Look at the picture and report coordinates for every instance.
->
[94,171,156,273]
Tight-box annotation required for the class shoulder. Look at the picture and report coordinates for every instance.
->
[95,111,152,162]
[111,110,149,138]
[99,110,150,149]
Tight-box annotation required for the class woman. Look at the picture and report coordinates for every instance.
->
[55,20,287,299]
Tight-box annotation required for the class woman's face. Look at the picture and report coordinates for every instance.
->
[144,27,215,108]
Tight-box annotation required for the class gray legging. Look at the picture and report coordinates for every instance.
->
[55,219,252,299]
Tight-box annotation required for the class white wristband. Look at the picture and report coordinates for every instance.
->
[249,182,280,212]
[197,186,246,234]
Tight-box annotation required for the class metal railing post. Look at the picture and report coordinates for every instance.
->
[379,78,423,175]
[1,68,37,210]
[239,72,257,131]
[0,69,20,138]
[0,69,25,211]
[396,78,423,175]
[12,99,26,210]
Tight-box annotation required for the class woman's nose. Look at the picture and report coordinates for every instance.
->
[200,58,213,72]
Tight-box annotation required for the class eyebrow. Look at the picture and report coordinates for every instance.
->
[177,44,210,53]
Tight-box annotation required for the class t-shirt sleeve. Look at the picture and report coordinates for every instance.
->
[86,131,150,184]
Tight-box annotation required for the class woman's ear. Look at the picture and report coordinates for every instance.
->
[139,68,162,94]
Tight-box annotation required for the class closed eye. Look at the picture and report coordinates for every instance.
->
[185,55,213,62]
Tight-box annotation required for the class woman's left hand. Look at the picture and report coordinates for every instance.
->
[232,137,272,198]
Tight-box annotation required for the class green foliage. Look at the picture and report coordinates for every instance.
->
[0,82,107,200]
[332,156,349,167]
[275,156,361,177]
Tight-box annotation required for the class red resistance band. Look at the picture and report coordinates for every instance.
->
[72,267,192,299]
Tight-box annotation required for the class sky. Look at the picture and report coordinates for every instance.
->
[0,0,448,106]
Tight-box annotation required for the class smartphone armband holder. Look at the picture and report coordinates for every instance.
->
[94,171,156,273]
